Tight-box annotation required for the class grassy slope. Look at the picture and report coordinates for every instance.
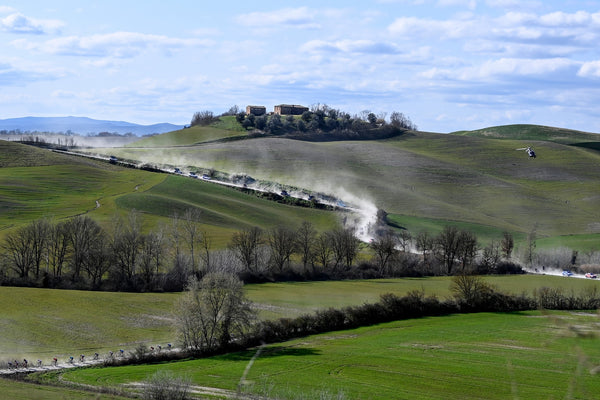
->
[0,379,128,400]
[0,141,165,232]
[4,121,600,247]
[451,123,600,144]
[0,140,337,245]
[1,276,598,360]
[127,116,245,147]
[0,286,178,360]
[60,311,600,400]
[104,125,600,247]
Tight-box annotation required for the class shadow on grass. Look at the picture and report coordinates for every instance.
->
[570,142,600,152]
[218,346,321,362]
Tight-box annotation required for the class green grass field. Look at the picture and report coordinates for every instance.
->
[0,378,128,400]
[56,310,600,400]
[2,275,599,361]
[451,124,600,144]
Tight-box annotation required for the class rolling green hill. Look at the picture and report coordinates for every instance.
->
[0,140,337,246]
[91,123,600,249]
[4,120,600,250]
[127,116,246,147]
[451,123,600,144]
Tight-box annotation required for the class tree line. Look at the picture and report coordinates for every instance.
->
[0,209,528,292]
[112,271,600,364]
[190,104,417,140]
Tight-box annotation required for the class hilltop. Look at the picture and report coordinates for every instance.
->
[451,124,600,144]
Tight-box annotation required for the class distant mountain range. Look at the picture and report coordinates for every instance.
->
[0,116,183,136]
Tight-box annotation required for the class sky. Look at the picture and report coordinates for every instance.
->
[1,0,600,133]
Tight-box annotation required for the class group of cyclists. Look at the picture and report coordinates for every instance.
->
[5,343,173,371]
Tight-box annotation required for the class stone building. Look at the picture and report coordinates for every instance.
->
[273,104,309,115]
[246,105,266,116]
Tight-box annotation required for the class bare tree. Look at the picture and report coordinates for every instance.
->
[190,111,217,126]
[83,230,111,289]
[111,210,143,285]
[295,221,316,272]
[371,230,398,276]
[229,227,263,274]
[66,215,103,282]
[501,231,514,260]
[435,226,461,275]
[480,240,502,272]
[3,225,35,278]
[198,230,212,274]
[330,227,360,270]
[314,231,333,270]
[456,230,478,272]
[397,230,412,253]
[47,221,70,279]
[139,230,165,290]
[174,273,255,351]
[450,274,492,304]
[415,231,433,265]
[181,208,203,274]
[267,225,297,273]
[30,218,51,279]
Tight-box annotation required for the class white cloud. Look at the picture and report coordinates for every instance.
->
[0,6,16,14]
[420,57,577,81]
[12,32,213,58]
[301,39,402,54]
[437,0,477,9]
[470,57,577,79]
[1,12,63,34]
[388,16,477,39]
[485,0,542,10]
[538,10,596,27]
[578,60,600,78]
[236,7,319,29]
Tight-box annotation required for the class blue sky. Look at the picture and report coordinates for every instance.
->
[1,0,600,133]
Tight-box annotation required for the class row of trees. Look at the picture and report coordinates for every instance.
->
[172,270,600,358]
[235,104,417,138]
[189,104,417,139]
[0,209,524,292]
[0,210,367,291]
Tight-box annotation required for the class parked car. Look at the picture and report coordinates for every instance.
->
[585,272,597,279]
[562,270,573,277]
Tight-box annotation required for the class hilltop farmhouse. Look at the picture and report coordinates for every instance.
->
[246,104,309,116]
[245,105,266,116]
[273,104,309,115]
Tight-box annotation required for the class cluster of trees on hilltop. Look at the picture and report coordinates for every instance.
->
[0,209,540,292]
[189,104,417,140]
[235,104,417,140]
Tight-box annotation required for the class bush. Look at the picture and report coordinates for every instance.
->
[141,370,191,400]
